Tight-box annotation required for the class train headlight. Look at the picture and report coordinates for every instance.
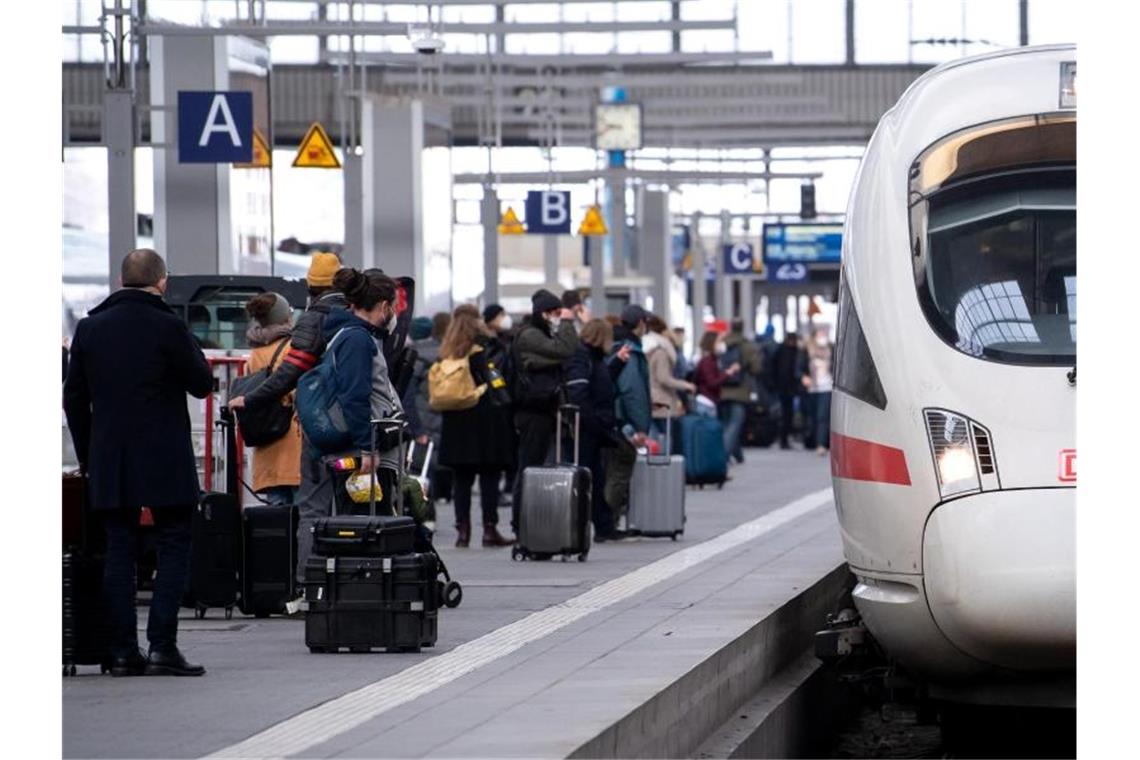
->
[924,409,982,498]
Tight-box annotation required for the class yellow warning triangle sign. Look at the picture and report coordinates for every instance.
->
[498,206,526,235]
[293,122,341,168]
[234,128,271,169]
[578,205,608,236]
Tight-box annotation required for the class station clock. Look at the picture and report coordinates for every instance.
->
[594,103,643,151]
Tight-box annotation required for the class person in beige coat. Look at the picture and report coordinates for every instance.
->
[643,316,696,450]
[243,292,302,505]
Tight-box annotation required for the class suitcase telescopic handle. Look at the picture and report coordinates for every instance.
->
[557,404,581,467]
[652,402,673,456]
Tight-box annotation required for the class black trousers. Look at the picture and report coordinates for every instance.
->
[779,392,797,447]
[511,409,557,532]
[579,435,614,537]
[103,504,193,659]
[451,466,501,527]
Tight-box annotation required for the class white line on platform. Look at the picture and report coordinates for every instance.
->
[207,487,834,759]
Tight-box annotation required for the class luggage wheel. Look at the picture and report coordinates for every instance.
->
[225,606,234,620]
[308,646,328,654]
[100,662,111,674]
[63,664,76,677]
[444,581,463,609]
[194,605,207,620]
[717,481,725,490]
[511,547,524,562]
[577,552,587,562]
[671,532,679,542]
[561,554,568,563]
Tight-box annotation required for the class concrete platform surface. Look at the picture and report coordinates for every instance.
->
[63,449,840,759]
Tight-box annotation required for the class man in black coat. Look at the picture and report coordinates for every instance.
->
[64,249,213,677]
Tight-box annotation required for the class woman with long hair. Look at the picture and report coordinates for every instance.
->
[437,305,516,548]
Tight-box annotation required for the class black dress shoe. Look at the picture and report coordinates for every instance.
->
[145,648,206,677]
[110,649,148,678]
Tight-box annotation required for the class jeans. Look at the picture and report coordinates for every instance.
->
[259,485,297,506]
[809,391,832,450]
[103,504,193,659]
[452,466,501,527]
[718,401,747,463]
[580,436,615,537]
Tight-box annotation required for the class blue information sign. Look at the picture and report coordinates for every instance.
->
[762,223,843,265]
[525,190,572,234]
[723,242,758,275]
[178,91,253,164]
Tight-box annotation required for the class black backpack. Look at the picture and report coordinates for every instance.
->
[229,340,294,446]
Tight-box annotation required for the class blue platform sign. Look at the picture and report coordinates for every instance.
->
[178,91,253,164]
[723,242,758,275]
[771,262,809,283]
[525,190,572,234]
[762,223,843,266]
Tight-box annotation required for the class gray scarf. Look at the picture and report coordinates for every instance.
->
[246,322,292,348]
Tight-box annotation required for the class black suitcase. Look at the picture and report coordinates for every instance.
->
[184,492,241,619]
[304,552,440,653]
[239,504,299,617]
[62,472,111,676]
[312,513,416,557]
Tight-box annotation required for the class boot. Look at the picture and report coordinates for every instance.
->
[455,522,471,548]
[482,524,515,547]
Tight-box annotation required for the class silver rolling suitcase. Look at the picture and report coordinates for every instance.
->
[629,410,686,540]
[512,405,592,562]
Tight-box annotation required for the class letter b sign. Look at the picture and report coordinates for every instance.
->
[525,190,571,234]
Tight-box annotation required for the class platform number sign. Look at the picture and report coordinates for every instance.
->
[723,243,758,275]
[525,191,572,234]
[178,91,253,164]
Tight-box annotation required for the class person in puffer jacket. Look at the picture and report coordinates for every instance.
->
[643,315,696,451]
[293,269,404,590]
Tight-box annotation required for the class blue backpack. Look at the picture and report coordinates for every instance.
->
[296,327,360,454]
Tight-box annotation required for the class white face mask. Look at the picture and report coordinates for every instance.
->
[715,343,727,355]
[499,314,513,331]
[548,317,562,331]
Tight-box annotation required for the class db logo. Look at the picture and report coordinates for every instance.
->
[1058,449,1076,483]
[395,285,409,315]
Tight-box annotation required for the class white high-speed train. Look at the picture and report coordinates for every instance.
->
[831,44,1076,707]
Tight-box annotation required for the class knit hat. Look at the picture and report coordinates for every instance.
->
[620,304,652,328]
[409,316,432,341]
[531,289,562,315]
[264,293,291,326]
[306,252,341,288]
[482,304,505,324]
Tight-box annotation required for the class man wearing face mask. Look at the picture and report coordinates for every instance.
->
[64,249,213,677]
[482,303,514,363]
[561,290,591,334]
[603,305,653,530]
[509,289,579,533]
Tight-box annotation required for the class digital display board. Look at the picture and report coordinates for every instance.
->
[762,223,843,265]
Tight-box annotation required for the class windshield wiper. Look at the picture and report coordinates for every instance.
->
[1067,365,1076,386]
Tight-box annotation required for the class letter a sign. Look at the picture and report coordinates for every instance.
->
[178,91,253,163]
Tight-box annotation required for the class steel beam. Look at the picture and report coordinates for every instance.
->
[137,19,736,37]
[329,51,774,68]
[691,211,706,345]
[452,169,821,185]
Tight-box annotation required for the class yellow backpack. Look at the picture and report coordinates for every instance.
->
[428,347,487,412]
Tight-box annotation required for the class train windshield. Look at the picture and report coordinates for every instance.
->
[911,115,1076,365]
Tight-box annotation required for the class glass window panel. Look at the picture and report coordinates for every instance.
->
[269,36,319,64]
[617,31,671,53]
[790,0,846,63]
[1028,0,1071,44]
[855,0,910,63]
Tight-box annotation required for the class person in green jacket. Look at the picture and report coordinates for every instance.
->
[719,318,764,464]
[510,289,579,533]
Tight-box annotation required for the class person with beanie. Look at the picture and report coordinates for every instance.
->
[242,293,301,506]
[509,289,578,533]
[230,257,353,599]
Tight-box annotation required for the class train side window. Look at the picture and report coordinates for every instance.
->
[834,276,887,410]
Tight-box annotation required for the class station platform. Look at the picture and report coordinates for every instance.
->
[63,450,844,759]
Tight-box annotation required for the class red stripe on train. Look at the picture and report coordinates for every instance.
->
[830,432,912,486]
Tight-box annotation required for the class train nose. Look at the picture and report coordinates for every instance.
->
[922,489,1075,671]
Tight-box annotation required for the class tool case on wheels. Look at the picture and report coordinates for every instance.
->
[305,417,461,654]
